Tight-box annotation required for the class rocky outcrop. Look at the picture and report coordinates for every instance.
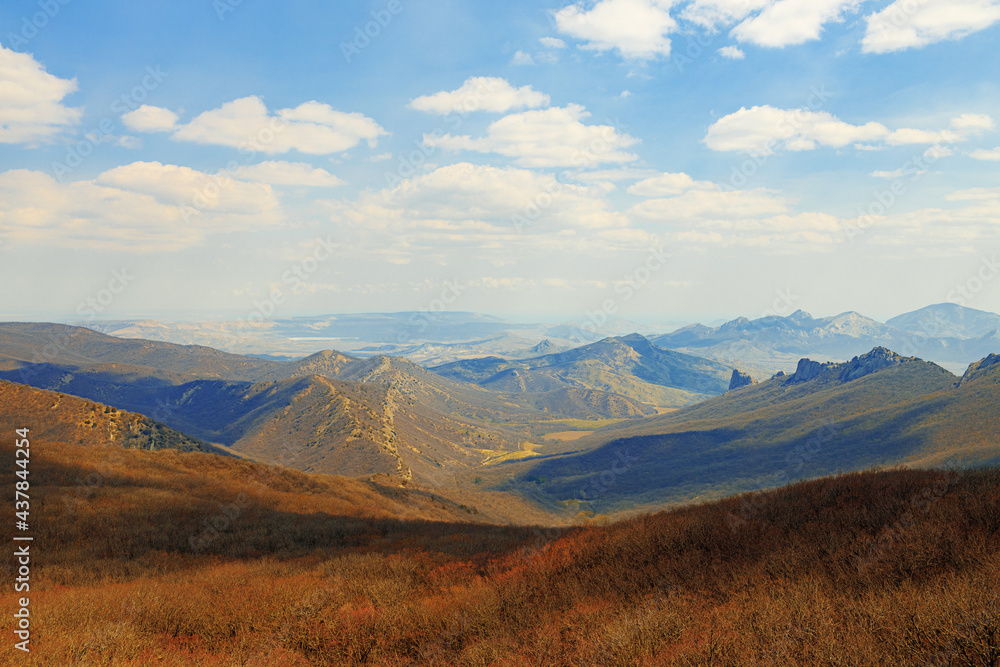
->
[958,353,1000,386]
[837,347,910,382]
[728,369,757,391]
[785,347,916,386]
[786,358,830,384]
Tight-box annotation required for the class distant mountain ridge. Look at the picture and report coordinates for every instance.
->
[432,333,733,408]
[654,303,1000,376]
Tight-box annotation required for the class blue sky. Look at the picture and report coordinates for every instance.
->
[1,0,999,326]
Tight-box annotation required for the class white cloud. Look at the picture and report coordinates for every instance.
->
[971,147,1000,161]
[871,168,925,179]
[408,77,549,114]
[96,161,278,212]
[0,163,282,251]
[115,136,143,149]
[121,105,179,132]
[554,0,678,59]
[863,0,1000,53]
[631,188,791,220]
[540,37,567,48]
[946,187,1000,201]
[565,167,658,182]
[238,161,344,187]
[427,104,639,167]
[704,106,991,153]
[680,0,769,29]
[951,114,995,132]
[0,45,82,144]
[326,163,634,265]
[718,45,746,59]
[510,50,536,65]
[171,96,386,154]
[628,172,716,196]
[731,0,862,47]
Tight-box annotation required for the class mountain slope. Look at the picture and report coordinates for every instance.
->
[0,379,218,454]
[497,348,1000,512]
[433,334,732,408]
[887,302,1000,340]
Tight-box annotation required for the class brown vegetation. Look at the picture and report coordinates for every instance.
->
[2,427,998,665]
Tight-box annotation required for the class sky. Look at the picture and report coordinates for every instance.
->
[1,0,999,327]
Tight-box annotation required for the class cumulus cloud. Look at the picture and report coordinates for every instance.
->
[863,0,1000,53]
[718,45,745,59]
[121,104,179,132]
[0,45,82,144]
[627,172,716,196]
[630,188,791,221]
[238,161,344,187]
[427,104,639,167]
[540,37,567,48]
[170,96,385,154]
[408,77,550,114]
[510,51,536,65]
[704,106,993,153]
[971,147,1000,161]
[0,163,282,251]
[554,0,677,59]
[731,0,862,47]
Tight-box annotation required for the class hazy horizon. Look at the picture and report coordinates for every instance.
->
[2,1,999,327]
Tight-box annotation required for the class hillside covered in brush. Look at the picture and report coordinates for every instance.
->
[2,420,997,666]
[496,348,1000,513]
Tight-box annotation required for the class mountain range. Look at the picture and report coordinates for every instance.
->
[0,323,733,488]
[653,303,1000,376]
[496,346,1000,514]
[3,313,1000,519]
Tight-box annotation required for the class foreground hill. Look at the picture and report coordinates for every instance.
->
[0,379,218,454]
[498,348,1000,512]
[2,443,997,665]
[432,333,732,408]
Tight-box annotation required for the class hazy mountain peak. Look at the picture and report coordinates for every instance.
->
[888,303,1000,340]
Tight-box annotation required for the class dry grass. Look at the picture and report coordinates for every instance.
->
[2,436,999,666]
